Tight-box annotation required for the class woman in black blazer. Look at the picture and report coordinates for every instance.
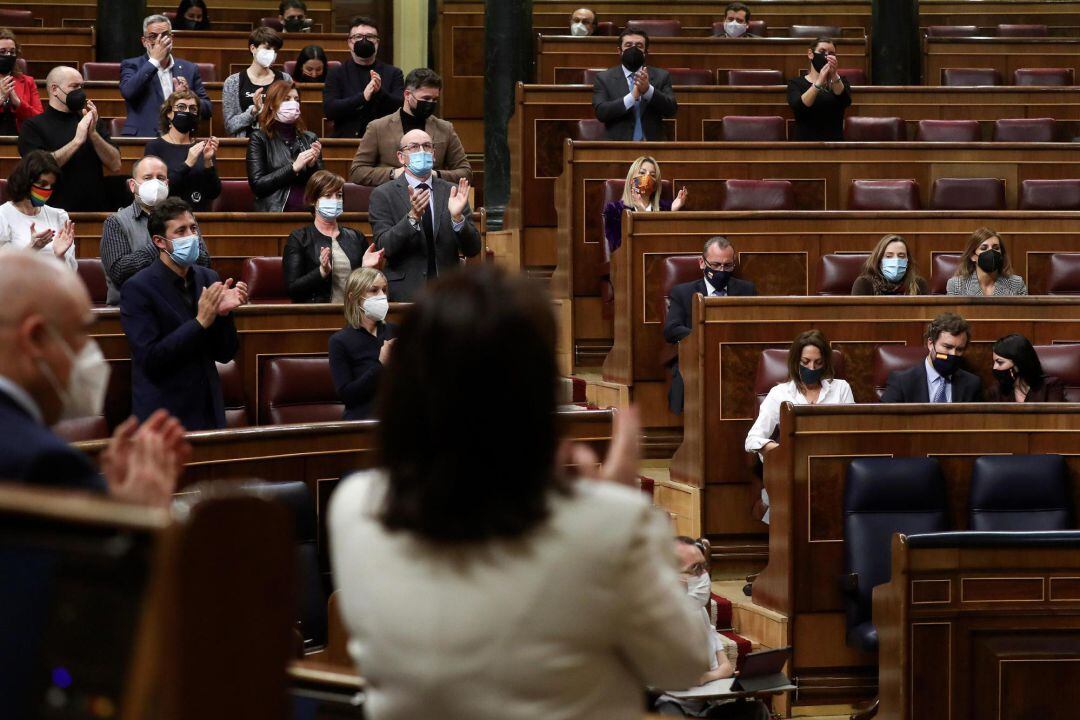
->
[329,267,395,420]
[283,170,383,303]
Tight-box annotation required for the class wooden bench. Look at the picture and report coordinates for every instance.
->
[19,0,333,31]
[920,0,1080,31]
[925,37,1080,85]
[13,28,95,75]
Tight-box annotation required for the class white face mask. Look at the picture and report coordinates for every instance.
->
[316,197,343,220]
[724,20,748,37]
[570,22,590,36]
[37,329,111,422]
[136,178,169,207]
[362,294,389,322]
[255,47,277,68]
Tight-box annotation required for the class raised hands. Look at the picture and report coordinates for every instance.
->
[251,86,266,114]
[74,109,94,144]
[202,136,219,162]
[408,184,431,221]
[29,222,55,249]
[671,186,689,211]
[0,74,13,102]
[196,281,224,327]
[378,338,394,365]
[149,34,172,64]
[185,140,207,167]
[364,70,382,101]
[216,278,249,315]
[101,410,190,508]
[632,68,650,99]
[319,245,332,277]
[556,405,642,487]
[173,75,190,94]
[291,142,322,172]
[51,220,75,258]
[447,177,470,219]
[361,243,385,268]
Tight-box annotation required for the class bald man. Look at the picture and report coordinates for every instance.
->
[0,253,187,504]
[17,66,121,211]
[367,128,481,301]
[570,8,597,35]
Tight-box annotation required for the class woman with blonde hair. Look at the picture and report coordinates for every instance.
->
[851,234,928,295]
[947,227,1027,296]
[602,155,688,253]
[328,266,394,420]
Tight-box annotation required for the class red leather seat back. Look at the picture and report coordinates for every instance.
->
[941,68,1002,86]
[211,180,256,212]
[925,25,979,37]
[260,17,284,31]
[53,416,110,442]
[240,256,290,304]
[929,254,962,295]
[76,258,108,307]
[658,255,702,323]
[217,360,250,427]
[1014,68,1073,86]
[0,9,34,26]
[790,25,840,38]
[595,21,616,36]
[816,253,869,295]
[929,178,1005,210]
[1046,253,1080,295]
[872,345,928,399]
[625,19,682,37]
[109,118,126,137]
[726,69,784,86]
[667,67,715,85]
[261,356,343,425]
[284,60,342,78]
[844,116,906,141]
[719,115,786,141]
[1019,180,1080,210]
[0,178,7,203]
[915,119,981,142]
[721,179,795,211]
[195,63,217,82]
[576,118,606,140]
[997,24,1048,37]
[342,182,373,212]
[82,62,121,81]
[711,20,768,36]
[1034,344,1080,401]
[755,348,846,411]
[992,118,1056,142]
[848,179,920,210]
[838,68,868,84]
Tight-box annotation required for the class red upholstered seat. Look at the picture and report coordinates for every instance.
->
[76,258,108,307]
[719,116,786,141]
[595,21,616,36]
[837,68,868,84]
[992,118,1056,142]
[1046,253,1080,295]
[625,19,682,37]
[217,360,250,427]
[240,256,290,304]
[0,179,7,203]
[726,69,784,86]
[848,179,921,210]
[261,356,343,425]
[1014,68,1074,86]
[53,416,110,442]
[109,118,126,137]
[711,20,768,36]
[195,63,217,82]
[1019,180,1080,210]
[600,178,673,303]
[260,17,284,31]
[817,253,869,295]
[659,255,702,320]
[284,60,342,77]
[211,180,256,212]
[929,178,1005,210]
[721,179,795,211]
[844,116,905,141]
[872,346,927,399]
[575,118,607,140]
[941,68,1002,86]
[789,25,840,38]
[997,24,1048,37]
[82,62,121,81]
[915,119,981,142]
[929,254,962,295]
[755,348,846,411]
[925,25,979,37]
[0,9,35,26]
[1034,344,1080,401]
[667,68,716,85]
[342,182,373,212]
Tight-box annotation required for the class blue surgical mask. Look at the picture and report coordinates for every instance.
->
[167,234,200,267]
[316,197,343,220]
[881,257,908,283]
[406,150,434,177]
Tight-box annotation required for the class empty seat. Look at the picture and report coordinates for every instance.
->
[872,345,930,398]
[211,180,256,212]
[726,69,784,86]
[790,25,840,38]
[109,118,126,137]
[925,25,979,38]
[240,256,290,304]
[667,68,715,85]
[844,116,905,141]
[837,68,868,85]
[719,115,786,141]
[1034,344,1080,400]
[941,68,1002,86]
[754,348,846,411]
[261,356,343,424]
[969,455,1070,531]
[0,9,34,26]
[217,360,250,428]
[711,20,768,36]
[284,60,342,78]
[915,119,981,142]
[625,19,682,37]
[659,255,704,332]
[929,178,1005,210]
[929,254,962,295]
[847,179,920,210]
[1046,253,1080,295]
[816,254,869,295]
[1014,68,1074,86]
[82,62,121,81]
[992,118,1056,142]
[575,118,607,141]
[721,179,795,211]
[1019,179,1080,210]
[997,24,1048,37]
[342,182,373,212]
[595,21,616,36]
[195,63,217,82]
[76,258,108,307]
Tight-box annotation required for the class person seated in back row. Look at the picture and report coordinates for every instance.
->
[985,333,1065,403]
[592,28,677,141]
[280,0,312,32]
[946,227,1028,296]
[603,155,687,254]
[328,267,395,421]
[881,312,983,403]
[222,26,292,139]
[294,44,329,83]
[323,15,404,139]
[850,234,928,295]
[719,2,760,38]
[570,8,598,36]
[145,89,221,211]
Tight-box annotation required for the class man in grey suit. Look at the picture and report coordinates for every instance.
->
[369,129,482,301]
[591,28,678,141]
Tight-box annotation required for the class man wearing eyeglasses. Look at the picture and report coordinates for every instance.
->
[663,236,756,413]
[119,14,211,138]
[323,15,404,139]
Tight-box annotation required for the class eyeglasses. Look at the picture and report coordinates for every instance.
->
[349,33,379,42]
[145,31,172,42]
[0,50,16,57]
[172,104,198,113]
[400,142,435,152]
[703,259,736,271]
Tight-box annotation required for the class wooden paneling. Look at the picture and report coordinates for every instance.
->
[21,0,333,31]
[921,1,1080,30]
[925,37,1080,85]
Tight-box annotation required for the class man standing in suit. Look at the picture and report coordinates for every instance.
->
[368,129,481,302]
[664,236,756,413]
[882,312,983,403]
[121,198,247,430]
[592,29,677,141]
[348,67,472,187]
[119,14,212,137]
[0,252,187,502]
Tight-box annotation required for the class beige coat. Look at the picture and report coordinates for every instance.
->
[348,112,472,187]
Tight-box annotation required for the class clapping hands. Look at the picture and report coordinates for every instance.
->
[101,409,190,508]
[447,178,470,219]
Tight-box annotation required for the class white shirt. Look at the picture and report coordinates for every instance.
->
[0,202,76,271]
[622,65,655,110]
[745,378,855,455]
[148,54,174,100]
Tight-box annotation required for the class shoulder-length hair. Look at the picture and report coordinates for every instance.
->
[621,155,663,207]
[375,265,567,543]
[787,329,834,389]
[7,150,61,202]
[343,267,384,328]
[257,79,307,138]
[304,169,344,207]
[858,234,925,295]
[159,89,198,135]
[993,333,1047,391]
[955,227,1014,279]
[0,29,23,77]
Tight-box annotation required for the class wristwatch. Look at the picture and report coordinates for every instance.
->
[813,82,827,92]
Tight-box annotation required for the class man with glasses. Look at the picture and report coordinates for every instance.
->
[323,15,404,139]
[663,236,756,413]
[348,67,471,187]
[119,14,211,137]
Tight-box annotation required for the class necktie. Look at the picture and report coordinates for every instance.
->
[628,72,645,141]
[932,376,947,403]
[711,288,724,297]
[416,182,437,279]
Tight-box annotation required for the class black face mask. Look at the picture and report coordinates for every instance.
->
[799,365,825,386]
[178,19,202,30]
[284,17,309,32]
[704,267,730,289]
[171,111,198,134]
[621,47,645,72]
[0,55,16,75]
[931,352,961,378]
[977,249,1004,274]
[353,39,376,59]
[412,98,437,121]
[62,87,87,114]
[993,367,1016,393]
[302,69,326,83]
[811,51,830,72]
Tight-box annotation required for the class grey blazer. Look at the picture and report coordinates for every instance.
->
[368,174,482,301]
[591,65,677,141]
[946,273,1028,296]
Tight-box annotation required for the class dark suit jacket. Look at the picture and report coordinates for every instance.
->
[880,360,983,403]
[119,54,212,136]
[0,389,104,491]
[368,174,482,302]
[592,65,677,141]
[328,322,396,421]
[282,224,370,303]
[984,376,1066,402]
[120,260,239,430]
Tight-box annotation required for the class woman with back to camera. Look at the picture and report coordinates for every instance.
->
[144,89,221,211]
[246,79,322,212]
[787,37,851,141]
[946,227,1028,296]
[603,155,688,254]
[985,333,1065,402]
[851,234,929,295]
[328,265,710,720]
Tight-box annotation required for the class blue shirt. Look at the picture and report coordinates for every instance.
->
[925,357,952,403]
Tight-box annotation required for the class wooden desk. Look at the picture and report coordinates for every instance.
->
[20,0,334,31]
[925,37,1080,85]
[876,531,1080,720]
[168,31,351,79]
[743,403,1080,706]
[16,28,95,75]
[920,0,1080,31]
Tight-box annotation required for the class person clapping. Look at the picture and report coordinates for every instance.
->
[145,90,221,211]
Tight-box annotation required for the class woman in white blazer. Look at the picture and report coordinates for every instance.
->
[329,266,710,720]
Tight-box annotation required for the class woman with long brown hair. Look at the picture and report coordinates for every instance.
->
[851,234,928,295]
[947,227,1028,296]
[245,79,322,211]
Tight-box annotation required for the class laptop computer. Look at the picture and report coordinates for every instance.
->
[731,646,793,693]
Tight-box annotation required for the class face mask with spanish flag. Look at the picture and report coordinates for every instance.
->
[30,184,53,207]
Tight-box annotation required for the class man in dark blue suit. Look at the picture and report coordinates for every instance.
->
[0,252,188,501]
[119,14,212,137]
[663,236,757,414]
[121,198,247,430]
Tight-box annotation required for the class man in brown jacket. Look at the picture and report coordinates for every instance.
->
[348,68,472,187]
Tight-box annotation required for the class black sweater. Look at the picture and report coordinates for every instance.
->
[328,322,396,420]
